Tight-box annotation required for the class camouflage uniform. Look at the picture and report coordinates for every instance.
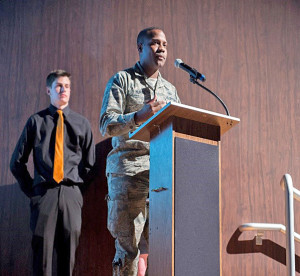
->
[100,62,180,275]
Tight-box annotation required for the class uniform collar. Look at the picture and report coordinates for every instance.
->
[134,62,162,79]
[134,62,164,89]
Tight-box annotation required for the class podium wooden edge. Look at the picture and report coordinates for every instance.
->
[129,102,240,142]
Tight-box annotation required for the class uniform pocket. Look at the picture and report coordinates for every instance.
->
[107,199,130,237]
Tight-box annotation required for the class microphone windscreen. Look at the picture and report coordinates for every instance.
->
[174,59,183,68]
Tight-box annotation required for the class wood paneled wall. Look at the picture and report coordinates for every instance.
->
[1,0,300,275]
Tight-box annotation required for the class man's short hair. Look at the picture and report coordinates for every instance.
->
[46,70,71,87]
[137,27,163,46]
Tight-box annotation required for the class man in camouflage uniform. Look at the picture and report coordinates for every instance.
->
[99,27,180,276]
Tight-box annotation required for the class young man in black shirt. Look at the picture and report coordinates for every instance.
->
[10,70,95,275]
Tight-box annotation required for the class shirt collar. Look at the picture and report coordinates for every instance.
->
[48,104,70,117]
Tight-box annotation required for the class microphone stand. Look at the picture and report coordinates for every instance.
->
[189,76,230,116]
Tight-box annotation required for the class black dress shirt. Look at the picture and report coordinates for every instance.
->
[10,104,95,197]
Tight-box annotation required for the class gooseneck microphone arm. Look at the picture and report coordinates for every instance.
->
[174,59,230,116]
[189,77,230,116]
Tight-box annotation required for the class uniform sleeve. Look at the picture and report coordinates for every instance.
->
[173,87,181,104]
[10,118,34,197]
[99,73,137,137]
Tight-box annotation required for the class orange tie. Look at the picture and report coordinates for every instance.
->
[53,110,64,183]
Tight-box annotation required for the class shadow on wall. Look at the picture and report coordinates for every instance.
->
[0,183,32,276]
[75,138,115,276]
[227,228,300,272]
[0,139,114,276]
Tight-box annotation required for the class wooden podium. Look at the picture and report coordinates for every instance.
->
[129,102,239,276]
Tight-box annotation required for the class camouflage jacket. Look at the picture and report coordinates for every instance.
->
[99,62,181,176]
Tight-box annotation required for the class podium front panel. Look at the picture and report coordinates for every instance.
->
[174,137,220,275]
[148,121,220,275]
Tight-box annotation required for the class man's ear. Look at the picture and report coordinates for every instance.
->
[137,43,143,53]
[46,87,50,96]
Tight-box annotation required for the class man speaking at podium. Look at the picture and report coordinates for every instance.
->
[100,27,180,275]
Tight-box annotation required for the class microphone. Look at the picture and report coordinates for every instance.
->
[174,59,206,82]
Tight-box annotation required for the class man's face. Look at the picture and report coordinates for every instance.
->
[139,29,168,71]
[46,76,71,108]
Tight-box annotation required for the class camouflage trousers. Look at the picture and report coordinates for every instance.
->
[106,172,149,276]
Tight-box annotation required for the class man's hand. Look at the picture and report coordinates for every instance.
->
[134,95,166,125]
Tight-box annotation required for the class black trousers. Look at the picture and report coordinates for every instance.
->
[30,184,83,276]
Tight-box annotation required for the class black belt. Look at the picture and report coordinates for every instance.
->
[32,181,79,196]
